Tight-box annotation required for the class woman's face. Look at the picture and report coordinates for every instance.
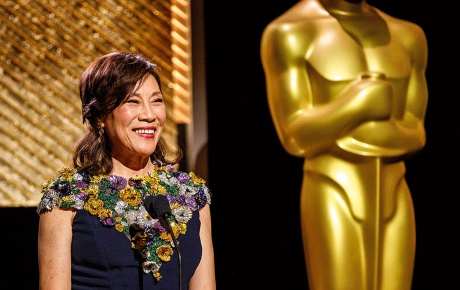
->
[103,74,166,163]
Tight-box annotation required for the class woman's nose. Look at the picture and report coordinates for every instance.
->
[139,103,156,121]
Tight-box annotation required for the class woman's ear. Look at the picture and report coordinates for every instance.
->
[97,119,105,129]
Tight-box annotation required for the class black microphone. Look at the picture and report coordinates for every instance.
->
[152,194,172,219]
[143,195,158,218]
[144,195,182,290]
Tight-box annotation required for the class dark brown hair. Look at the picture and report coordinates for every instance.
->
[73,51,181,174]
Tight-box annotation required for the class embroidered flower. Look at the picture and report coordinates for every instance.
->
[120,187,141,207]
[109,175,127,191]
[132,231,149,250]
[36,162,211,281]
[115,223,125,232]
[84,198,104,215]
[157,244,174,262]
[172,206,193,224]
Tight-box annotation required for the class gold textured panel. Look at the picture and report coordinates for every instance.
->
[0,0,191,207]
[171,0,191,124]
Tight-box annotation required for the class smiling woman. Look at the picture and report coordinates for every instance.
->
[73,52,173,176]
[103,74,167,169]
[36,51,216,290]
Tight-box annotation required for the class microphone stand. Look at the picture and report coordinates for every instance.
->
[159,215,182,290]
[146,194,182,290]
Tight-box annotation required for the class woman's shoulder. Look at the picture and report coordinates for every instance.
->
[36,167,89,215]
[155,163,212,207]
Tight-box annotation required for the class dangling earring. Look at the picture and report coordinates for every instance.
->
[98,126,105,144]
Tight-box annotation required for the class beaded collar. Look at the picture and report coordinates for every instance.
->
[37,163,211,281]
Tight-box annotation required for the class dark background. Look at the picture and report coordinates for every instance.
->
[204,0,457,289]
[1,1,457,289]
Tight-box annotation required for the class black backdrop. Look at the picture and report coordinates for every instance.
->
[1,1,457,289]
[204,0,457,289]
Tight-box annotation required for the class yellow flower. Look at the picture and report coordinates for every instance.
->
[90,174,106,183]
[84,197,104,215]
[170,222,179,238]
[149,184,166,195]
[120,187,141,207]
[170,221,186,237]
[115,224,124,232]
[144,173,160,185]
[41,180,53,191]
[59,168,77,182]
[62,196,73,203]
[157,186,167,194]
[87,184,99,197]
[159,231,172,242]
[153,271,162,281]
[169,202,179,210]
[189,172,205,184]
[156,165,167,171]
[98,208,112,219]
[156,245,173,262]
[177,223,187,235]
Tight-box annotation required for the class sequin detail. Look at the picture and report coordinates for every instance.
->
[37,163,211,281]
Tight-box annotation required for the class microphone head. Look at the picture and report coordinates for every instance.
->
[143,195,157,218]
[152,194,172,217]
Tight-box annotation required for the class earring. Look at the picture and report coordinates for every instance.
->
[98,126,105,144]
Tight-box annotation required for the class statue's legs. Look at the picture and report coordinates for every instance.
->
[300,155,415,290]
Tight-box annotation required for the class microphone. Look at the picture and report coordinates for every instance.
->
[152,194,172,219]
[144,195,182,290]
[143,195,158,218]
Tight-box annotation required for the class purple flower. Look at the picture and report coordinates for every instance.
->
[76,192,89,201]
[129,178,143,188]
[101,217,115,226]
[53,181,71,196]
[145,221,165,235]
[175,195,187,205]
[177,172,190,184]
[76,180,87,189]
[186,198,197,210]
[109,175,127,191]
[195,188,208,207]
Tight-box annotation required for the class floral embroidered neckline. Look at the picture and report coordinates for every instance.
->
[37,163,211,281]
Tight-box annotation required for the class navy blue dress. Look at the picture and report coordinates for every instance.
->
[37,166,211,290]
[71,210,201,290]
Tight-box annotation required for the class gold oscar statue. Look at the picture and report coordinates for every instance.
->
[260,0,428,289]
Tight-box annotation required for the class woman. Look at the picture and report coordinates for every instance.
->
[37,51,215,290]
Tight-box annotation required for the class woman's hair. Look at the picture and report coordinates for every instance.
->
[73,51,181,174]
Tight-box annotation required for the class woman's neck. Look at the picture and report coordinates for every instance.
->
[110,157,156,178]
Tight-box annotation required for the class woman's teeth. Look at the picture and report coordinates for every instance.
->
[135,129,155,134]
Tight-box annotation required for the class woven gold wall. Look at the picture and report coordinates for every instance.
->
[0,0,191,207]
